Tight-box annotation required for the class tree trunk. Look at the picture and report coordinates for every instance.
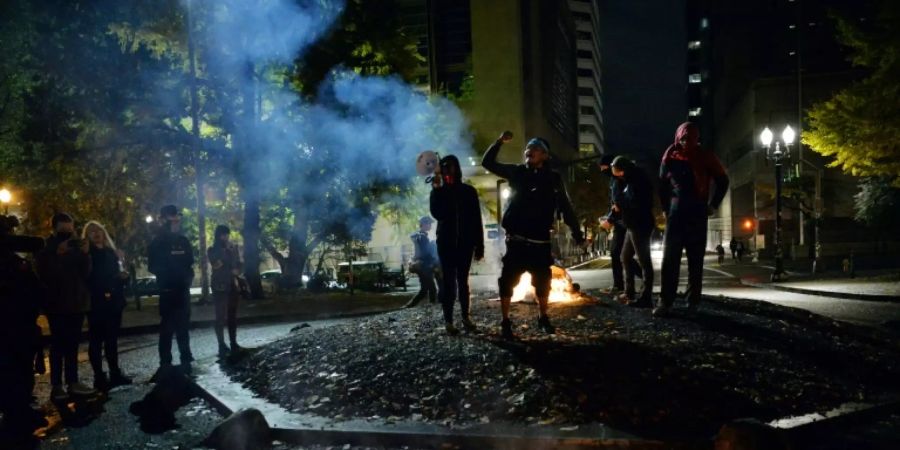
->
[187,0,209,301]
[243,196,264,299]
[282,195,310,287]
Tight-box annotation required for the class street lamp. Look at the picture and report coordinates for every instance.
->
[760,125,795,281]
[0,188,11,214]
[145,214,154,224]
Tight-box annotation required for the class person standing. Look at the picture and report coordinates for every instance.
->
[207,225,243,358]
[610,156,655,308]
[405,216,439,308]
[83,221,132,390]
[430,155,485,335]
[716,243,726,266]
[483,131,584,339]
[0,215,48,439]
[598,154,627,295]
[736,240,746,262]
[148,205,195,374]
[657,122,729,317]
[36,213,96,400]
[729,237,738,260]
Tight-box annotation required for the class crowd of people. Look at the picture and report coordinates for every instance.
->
[410,121,730,336]
[2,121,731,440]
[0,204,248,441]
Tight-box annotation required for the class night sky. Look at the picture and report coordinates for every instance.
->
[599,0,687,170]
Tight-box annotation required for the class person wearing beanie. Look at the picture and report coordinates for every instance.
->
[657,122,729,317]
[147,205,195,374]
[405,216,439,307]
[598,153,629,295]
[207,225,243,358]
[610,156,655,308]
[430,154,485,335]
[483,131,585,339]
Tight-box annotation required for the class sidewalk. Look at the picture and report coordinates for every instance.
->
[37,290,410,338]
[731,260,900,302]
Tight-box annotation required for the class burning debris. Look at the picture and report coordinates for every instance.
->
[510,265,590,303]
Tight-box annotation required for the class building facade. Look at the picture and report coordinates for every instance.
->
[686,0,880,262]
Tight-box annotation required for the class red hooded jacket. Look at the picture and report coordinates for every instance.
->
[658,122,729,214]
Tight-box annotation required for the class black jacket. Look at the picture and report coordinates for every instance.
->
[430,182,484,252]
[36,234,92,314]
[605,174,625,228]
[482,140,584,243]
[613,166,655,232]
[87,246,127,309]
[148,231,194,290]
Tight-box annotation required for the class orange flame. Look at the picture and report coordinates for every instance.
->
[511,265,578,303]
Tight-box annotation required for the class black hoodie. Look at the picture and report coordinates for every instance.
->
[430,155,485,253]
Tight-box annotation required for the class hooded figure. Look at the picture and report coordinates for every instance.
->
[656,122,729,317]
[430,154,484,335]
[610,156,655,307]
[598,153,628,294]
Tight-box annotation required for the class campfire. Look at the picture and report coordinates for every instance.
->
[511,265,581,303]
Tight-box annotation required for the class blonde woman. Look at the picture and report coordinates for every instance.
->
[82,221,132,389]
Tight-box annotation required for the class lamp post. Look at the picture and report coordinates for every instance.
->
[0,188,11,215]
[760,125,795,281]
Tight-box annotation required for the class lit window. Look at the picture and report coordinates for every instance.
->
[688,73,702,84]
[688,107,702,117]
[789,51,796,56]
[688,40,702,50]
[700,18,709,29]
[788,24,796,29]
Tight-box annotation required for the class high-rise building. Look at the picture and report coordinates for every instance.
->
[686,0,876,259]
[571,0,604,156]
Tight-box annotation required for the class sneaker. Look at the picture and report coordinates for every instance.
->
[500,319,515,340]
[445,323,460,336]
[51,385,68,402]
[108,371,133,388]
[93,372,110,391]
[652,304,672,318]
[461,318,478,332]
[537,316,556,334]
[67,382,97,397]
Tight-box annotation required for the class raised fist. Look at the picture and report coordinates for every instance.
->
[499,131,513,143]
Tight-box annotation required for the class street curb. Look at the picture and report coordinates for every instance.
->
[740,280,900,303]
[40,305,406,346]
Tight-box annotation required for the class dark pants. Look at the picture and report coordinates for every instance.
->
[47,313,85,386]
[661,213,708,306]
[609,224,626,289]
[213,289,238,346]
[438,245,474,324]
[621,227,654,302]
[158,288,193,366]
[498,240,552,299]
[0,331,37,421]
[88,302,124,376]
[408,266,437,306]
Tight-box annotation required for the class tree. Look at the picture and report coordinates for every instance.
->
[803,1,900,186]
[853,177,900,230]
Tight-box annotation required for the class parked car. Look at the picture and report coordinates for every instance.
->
[260,269,282,293]
[133,276,159,298]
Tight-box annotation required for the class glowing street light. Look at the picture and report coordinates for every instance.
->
[145,215,154,224]
[0,188,11,214]
[501,188,511,200]
[760,125,795,281]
